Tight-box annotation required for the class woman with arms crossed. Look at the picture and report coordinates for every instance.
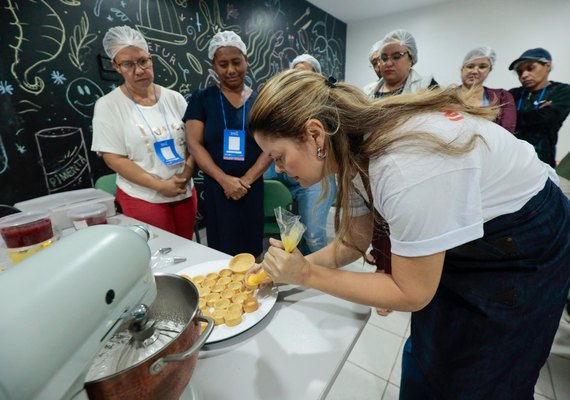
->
[249,70,570,399]
[184,31,271,256]
[92,26,197,239]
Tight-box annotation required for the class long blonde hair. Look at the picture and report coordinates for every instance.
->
[249,69,497,254]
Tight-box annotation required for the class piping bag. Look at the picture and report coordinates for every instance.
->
[246,207,306,288]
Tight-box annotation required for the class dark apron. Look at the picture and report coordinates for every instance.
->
[406,179,570,399]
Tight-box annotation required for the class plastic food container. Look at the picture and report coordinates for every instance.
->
[67,203,108,230]
[0,210,54,248]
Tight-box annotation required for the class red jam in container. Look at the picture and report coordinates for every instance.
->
[0,211,54,248]
[67,203,108,230]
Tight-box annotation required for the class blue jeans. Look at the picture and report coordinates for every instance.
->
[264,164,336,254]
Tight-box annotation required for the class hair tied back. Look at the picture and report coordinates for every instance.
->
[325,76,337,88]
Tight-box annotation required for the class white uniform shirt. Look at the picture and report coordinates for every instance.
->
[351,112,558,257]
[92,86,193,203]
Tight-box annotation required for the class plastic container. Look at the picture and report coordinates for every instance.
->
[0,210,54,248]
[67,203,108,230]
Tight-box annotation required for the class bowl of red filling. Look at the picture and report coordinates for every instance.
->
[0,210,54,248]
[67,203,108,230]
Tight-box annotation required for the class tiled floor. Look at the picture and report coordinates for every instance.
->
[324,257,570,400]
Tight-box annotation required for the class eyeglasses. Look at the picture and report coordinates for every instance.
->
[115,56,152,72]
[379,51,409,64]
[463,63,491,71]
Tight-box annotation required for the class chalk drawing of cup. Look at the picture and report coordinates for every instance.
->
[35,126,93,193]
[0,134,7,175]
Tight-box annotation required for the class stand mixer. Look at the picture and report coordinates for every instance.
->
[0,224,156,400]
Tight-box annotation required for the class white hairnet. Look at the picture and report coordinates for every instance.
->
[102,26,149,60]
[463,46,496,67]
[208,31,247,60]
[368,40,381,61]
[290,54,322,74]
[380,29,418,65]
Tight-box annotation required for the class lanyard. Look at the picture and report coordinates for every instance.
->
[219,85,247,131]
[482,88,489,107]
[517,86,548,112]
[125,84,174,142]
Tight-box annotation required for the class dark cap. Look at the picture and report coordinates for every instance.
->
[508,48,552,70]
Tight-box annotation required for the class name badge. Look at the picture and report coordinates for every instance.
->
[153,139,184,166]
[223,129,245,161]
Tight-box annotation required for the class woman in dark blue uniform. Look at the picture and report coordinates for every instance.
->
[184,31,271,256]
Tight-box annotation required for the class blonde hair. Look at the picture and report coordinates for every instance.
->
[249,69,497,255]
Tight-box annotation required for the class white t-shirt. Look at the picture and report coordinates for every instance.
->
[351,111,559,257]
[92,86,193,203]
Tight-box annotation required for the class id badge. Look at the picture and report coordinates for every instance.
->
[153,139,184,166]
[223,129,245,161]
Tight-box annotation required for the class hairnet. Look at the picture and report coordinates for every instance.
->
[380,29,418,65]
[290,54,322,74]
[102,26,149,60]
[368,40,381,61]
[463,46,496,67]
[208,31,247,60]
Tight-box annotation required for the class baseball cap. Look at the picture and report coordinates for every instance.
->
[508,48,552,71]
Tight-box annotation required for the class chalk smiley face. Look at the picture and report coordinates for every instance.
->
[66,78,104,118]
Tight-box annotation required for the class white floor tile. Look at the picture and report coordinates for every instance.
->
[535,361,555,399]
[534,393,552,400]
[368,310,411,338]
[549,354,570,400]
[325,361,387,400]
[347,323,403,381]
[382,383,400,400]
[388,338,406,386]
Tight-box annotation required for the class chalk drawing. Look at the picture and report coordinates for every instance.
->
[68,11,98,71]
[51,71,67,85]
[18,100,41,114]
[0,82,14,95]
[65,77,104,118]
[35,126,93,193]
[7,0,66,94]
[137,0,187,45]
[195,0,240,52]
[0,135,7,175]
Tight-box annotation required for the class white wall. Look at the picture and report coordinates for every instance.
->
[345,0,570,162]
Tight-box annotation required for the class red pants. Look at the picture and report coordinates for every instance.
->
[116,186,197,240]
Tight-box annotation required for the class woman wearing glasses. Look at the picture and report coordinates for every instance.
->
[459,46,516,133]
[183,31,272,257]
[368,29,437,98]
[365,29,437,301]
[92,26,197,239]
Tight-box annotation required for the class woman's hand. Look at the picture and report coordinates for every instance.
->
[157,175,188,197]
[221,175,248,200]
[261,237,311,285]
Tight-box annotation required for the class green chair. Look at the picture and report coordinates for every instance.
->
[95,173,117,196]
[263,179,294,237]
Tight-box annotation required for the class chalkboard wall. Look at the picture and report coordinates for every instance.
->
[0,0,346,206]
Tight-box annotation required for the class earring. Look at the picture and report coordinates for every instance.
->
[316,146,327,160]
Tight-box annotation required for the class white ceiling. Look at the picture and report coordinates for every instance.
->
[308,0,456,23]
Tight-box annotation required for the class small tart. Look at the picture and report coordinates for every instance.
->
[197,286,211,297]
[231,273,245,282]
[229,253,255,273]
[219,268,233,277]
[217,277,232,286]
[231,292,248,304]
[202,279,216,288]
[243,296,259,313]
[214,298,230,310]
[191,275,205,285]
[205,293,221,306]
[212,309,226,325]
[244,279,259,291]
[224,311,243,327]
[227,282,242,291]
[206,272,219,281]
[198,298,207,310]
[227,303,243,315]
[221,289,236,300]
[211,284,225,293]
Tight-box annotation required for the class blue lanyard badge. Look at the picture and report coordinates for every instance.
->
[223,129,245,161]
[153,139,184,165]
[220,86,247,161]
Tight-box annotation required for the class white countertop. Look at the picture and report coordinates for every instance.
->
[2,214,370,400]
[122,215,371,400]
